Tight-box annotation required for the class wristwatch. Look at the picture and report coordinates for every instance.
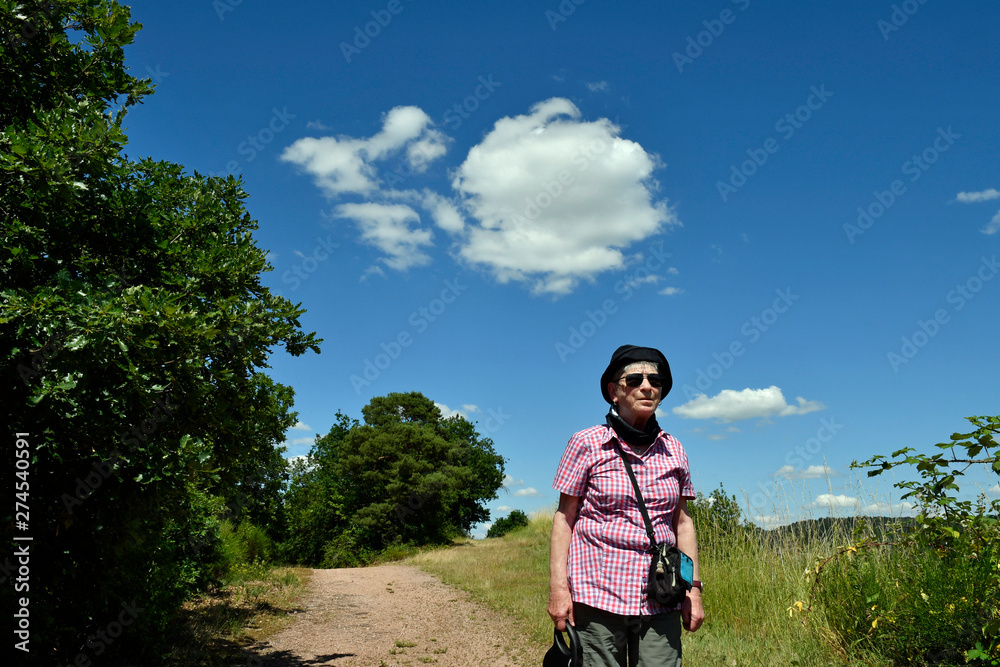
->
[691,580,704,591]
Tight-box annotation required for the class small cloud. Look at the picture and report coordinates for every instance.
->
[335,202,433,271]
[673,386,824,423]
[494,505,514,513]
[773,464,836,480]
[586,81,610,93]
[955,188,1000,203]
[750,514,786,529]
[291,421,312,431]
[502,475,524,488]
[988,484,1000,495]
[289,437,314,446]
[861,501,915,515]
[813,494,859,509]
[706,433,728,441]
[513,487,544,497]
[981,210,1000,235]
[659,286,683,296]
[436,402,479,419]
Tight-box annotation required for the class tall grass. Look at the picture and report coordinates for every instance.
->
[406,496,906,666]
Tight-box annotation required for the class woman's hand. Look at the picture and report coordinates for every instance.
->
[682,589,704,632]
[548,586,575,630]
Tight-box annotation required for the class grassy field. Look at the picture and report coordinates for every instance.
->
[407,511,897,667]
[160,564,312,667]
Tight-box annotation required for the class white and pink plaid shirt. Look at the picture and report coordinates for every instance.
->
[553,424,695,616]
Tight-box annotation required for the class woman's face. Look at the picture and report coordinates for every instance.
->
[608,362,662,428]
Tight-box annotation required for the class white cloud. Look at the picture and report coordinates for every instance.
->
[420,189,466,233]
[513,487,544,497]
[288,437,314,446]
[861,501,915,515]
[451,98,677,295]
[672,386,825,422]
[435,402,480,419]
[587,81,610,93]
[981,210,1000,235]
[750,514,786,529]
[814,494,860,509]
[291,421,312,431]
[659,286,683,296]
[281,105,447,196]
[956,188,1000,203]
[988,484,1000,495]
[335,202,433,270]
[494,505,514,513]
[502,475,524,488]
[773,464,836,479]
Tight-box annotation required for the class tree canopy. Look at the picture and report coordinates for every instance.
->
[283,392,506,566]
[1,1,319,660]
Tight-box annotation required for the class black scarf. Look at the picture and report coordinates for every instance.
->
[606,406,661,448]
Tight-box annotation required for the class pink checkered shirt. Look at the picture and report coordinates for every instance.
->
[552,424,694,616]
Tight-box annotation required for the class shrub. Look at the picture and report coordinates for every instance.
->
[487,509,530,538]
[810,416,1000,666]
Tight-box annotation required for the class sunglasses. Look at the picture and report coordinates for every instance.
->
[617,373,664,388]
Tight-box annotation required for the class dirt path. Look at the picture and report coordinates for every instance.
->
[251,564,543,666]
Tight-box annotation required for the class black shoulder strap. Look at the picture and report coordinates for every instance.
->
[613,440,658,550]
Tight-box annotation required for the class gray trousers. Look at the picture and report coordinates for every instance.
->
[574,603,682,667]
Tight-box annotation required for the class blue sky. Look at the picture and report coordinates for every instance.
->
[121,0,999,532]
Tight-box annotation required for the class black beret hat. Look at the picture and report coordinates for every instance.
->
[600,344,672,404]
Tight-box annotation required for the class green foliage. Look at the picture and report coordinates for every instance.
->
[281,392,506,566]
[810,416,1000,666]
[689,483,747,557]
[487,509,530,538]
[0,1,319,661]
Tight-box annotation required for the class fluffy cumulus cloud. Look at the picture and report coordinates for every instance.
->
[452,98,677,294]
[773,464,837,479]
[335,203,433,270]
[282,100,679,290]
[955,188,1000,234]
[513,487,544,497]
[291,421,312,431]
[281,106,448,196]
[814,494,860,509]
[672,386,825,423]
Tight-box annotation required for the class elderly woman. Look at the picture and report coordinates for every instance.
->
[548,345,704,666]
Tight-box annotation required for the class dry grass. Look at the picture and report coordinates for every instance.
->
[159,566,311,667]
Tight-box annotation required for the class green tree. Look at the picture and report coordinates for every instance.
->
[1,1,320,661]
[282,392,506,565]
[487,509,530,538]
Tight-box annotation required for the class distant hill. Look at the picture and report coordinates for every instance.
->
[751,516,916,547]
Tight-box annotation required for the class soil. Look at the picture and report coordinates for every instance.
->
[249,563,542,666]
